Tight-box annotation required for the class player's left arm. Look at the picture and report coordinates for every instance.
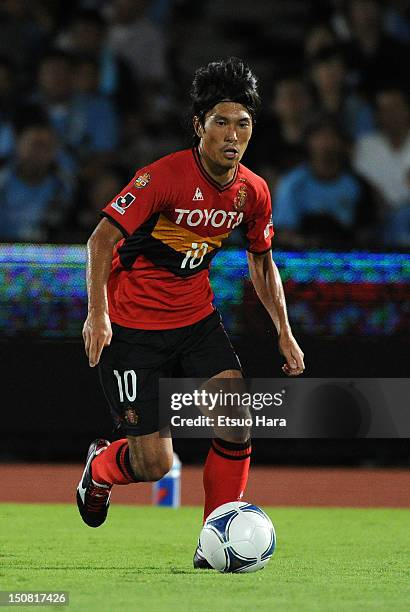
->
[247,249,305,377]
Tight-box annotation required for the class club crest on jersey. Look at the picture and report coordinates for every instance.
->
[124,407,139,425]
[234,184,247,211]
[110,192,136,215]
[134,172,151,188]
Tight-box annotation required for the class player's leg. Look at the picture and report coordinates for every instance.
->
[77,323,175,527]
[76,432,173,528]
[179,312,252,521]
[91,430,173,485]
[201,369,252,520]
[194,367,252,569]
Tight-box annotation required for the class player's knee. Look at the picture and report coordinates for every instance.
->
[220,405,252,443]
[224,409,251,443]
[220,429,250,444]
[142,459,172,482]
[131,454,172,482]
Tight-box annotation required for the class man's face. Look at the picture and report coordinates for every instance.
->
[376,91,410,133]
[308,126,344,162]
[74,61,99,94]
[350,0,382,31]
[196,101,253,169]
[312,58,346,92]
[274,79,311,121]
[305,26,335,58]
[18,127,56,170]
[72,21,103,53]
[39,59,73,101]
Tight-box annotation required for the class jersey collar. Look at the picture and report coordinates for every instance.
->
[192,147,239,192]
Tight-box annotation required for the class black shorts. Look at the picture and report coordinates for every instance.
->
[98,310,241,436]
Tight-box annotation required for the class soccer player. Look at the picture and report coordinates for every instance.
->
[76,57,305,567]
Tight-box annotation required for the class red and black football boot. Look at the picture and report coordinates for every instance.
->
[76,438,112,528]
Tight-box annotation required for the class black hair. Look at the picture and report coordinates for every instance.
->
[303,21,336,46]
[272,70,307,96]
[12,104,49,135]
[71,8,106,29]
[304,112,351,144]
[190,57,260,145]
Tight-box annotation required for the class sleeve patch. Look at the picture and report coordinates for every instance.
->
[264,221,273,239]
[110,192,136,215]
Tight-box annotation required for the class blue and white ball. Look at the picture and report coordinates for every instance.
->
[199,501,276,573]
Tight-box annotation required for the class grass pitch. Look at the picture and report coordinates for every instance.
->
[0,504,409,612]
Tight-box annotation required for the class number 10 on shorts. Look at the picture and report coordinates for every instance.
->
[113,370,137,402]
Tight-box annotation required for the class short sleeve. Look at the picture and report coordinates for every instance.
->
[101,163,168,236]
[244,181,274,254]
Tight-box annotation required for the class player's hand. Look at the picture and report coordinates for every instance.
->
[278,331,305,377]
[82,311,112,367]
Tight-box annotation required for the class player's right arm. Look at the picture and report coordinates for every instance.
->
[82,159,172,366]
[83,218,123,367]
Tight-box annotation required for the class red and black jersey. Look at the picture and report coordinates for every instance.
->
[102,147,274,330]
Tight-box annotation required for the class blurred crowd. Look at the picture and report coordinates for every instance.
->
[0,0,409,249]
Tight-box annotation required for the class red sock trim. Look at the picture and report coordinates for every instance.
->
[214,438,252,451]
[91,439,137,486]
[123,445,136,481]
[116,443,135,482]
[212,438,251,460]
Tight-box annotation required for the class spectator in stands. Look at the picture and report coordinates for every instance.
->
[383,167,410,247]
[385,0,410,44]
[246,74,312,188]
[353,87,410,208]
[117,102,185,173]
[107,0,168,84]
[72,54,120,152]
[340,0,410,96]
[309,45,374,139]
[34,51,119,167]
[107,0,174,127]
[0,122,74,242]
[273,115,378,248]
[304,22,337,59]
[65,166,125,243]
[55,8,136,112]
[0,0,51,91]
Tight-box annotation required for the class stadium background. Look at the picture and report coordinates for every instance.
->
[0,0,409,479]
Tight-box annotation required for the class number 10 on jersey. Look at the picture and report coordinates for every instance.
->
[181,242,209,269]
[113,369,137,402]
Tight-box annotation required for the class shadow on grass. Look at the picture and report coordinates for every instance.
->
[11,565,203,575]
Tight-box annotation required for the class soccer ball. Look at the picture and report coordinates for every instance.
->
[199,501,276,573]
